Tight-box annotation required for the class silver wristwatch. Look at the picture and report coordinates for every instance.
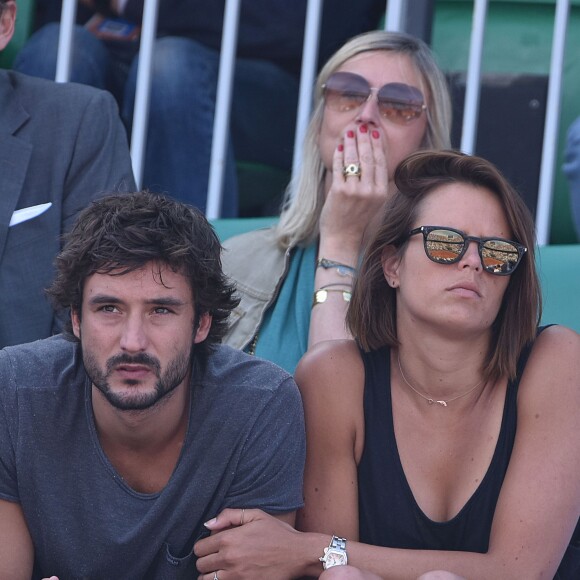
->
[319,535,348,570]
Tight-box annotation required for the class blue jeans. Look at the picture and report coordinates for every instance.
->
[563,116,580,240]
[14,24,299,217]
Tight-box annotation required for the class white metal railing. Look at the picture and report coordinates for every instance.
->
[129,0,160,187]
[289,0,324,183]
[54,0,568,243]
[206,0,242,218]
[535,0,570,246]
[54,0,76,82]
[460,0,488,155]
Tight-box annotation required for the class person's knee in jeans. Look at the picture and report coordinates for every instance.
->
[13,22,109,88]
[123,36,238,215]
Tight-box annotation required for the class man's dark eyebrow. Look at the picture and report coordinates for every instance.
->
[145,297,190,307]
[88,295,122,305]
[88,295,189,307]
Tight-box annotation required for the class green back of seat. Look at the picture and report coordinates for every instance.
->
[211,216,278,242]
[0,0,35,69]
[537,244,580,333]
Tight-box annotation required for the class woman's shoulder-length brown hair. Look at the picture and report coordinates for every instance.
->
[347,150,542,383]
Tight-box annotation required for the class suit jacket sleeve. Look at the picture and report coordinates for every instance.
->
[61,88,136,233]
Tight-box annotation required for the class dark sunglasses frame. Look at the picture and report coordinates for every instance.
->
[322,71,427,124]
[407,225,527,276]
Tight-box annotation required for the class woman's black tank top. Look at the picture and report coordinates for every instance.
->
[357,335,579,578]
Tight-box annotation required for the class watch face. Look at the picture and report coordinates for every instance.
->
[325,549,347,568]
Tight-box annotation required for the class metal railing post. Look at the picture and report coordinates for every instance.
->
[460,0,488,155]
[206,0,242,219]
[290,0,324,181]
[129,0,160,189]
[536,0,570,246]
[385,0,405,31]
[55,0,76,82]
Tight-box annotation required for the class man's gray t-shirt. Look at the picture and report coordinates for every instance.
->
[0,335,305,579]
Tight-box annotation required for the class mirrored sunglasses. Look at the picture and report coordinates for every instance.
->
[407,226,527,276]
[322,71,427,125]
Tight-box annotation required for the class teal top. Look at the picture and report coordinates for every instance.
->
[252,243,316,374]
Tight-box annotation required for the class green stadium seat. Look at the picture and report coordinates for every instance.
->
[537,244,580,333]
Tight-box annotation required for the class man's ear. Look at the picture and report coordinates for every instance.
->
[193,312,212,344]
[0,1,16,51]
[381,245,402,289]
[71,308,81,340]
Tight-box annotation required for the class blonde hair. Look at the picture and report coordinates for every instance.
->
[275,30,452,249]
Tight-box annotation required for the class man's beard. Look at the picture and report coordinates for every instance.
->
[83,347,194,412]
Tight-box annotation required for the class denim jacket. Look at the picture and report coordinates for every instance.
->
[221,227,292,350]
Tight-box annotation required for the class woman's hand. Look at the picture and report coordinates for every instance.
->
[195,508,313,580]
[319,124,389,254]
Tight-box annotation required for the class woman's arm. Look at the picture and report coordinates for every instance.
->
[296,340,366,539]
[297,327,580,580]
[308,325,580,579]
[481,325,580,576]
[0,500,34,580]
[309,125,389,346]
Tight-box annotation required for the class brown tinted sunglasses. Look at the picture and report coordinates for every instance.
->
[322,71,427,125]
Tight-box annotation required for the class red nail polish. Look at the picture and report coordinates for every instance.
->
[338,144,344,152]
[360,124,368,133]
[346,130,354,138]
[372,130,380,139]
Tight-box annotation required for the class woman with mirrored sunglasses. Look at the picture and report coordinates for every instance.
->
[195,151,580,579]
[220,30,452,374]
[290,150,579,579]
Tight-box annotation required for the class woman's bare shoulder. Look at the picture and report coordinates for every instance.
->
[298,339,363,375]
[527,325,580,368]
[296,339,365,399]
[518,325,580,409]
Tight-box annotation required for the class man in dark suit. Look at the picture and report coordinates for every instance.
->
[0,0,135,348]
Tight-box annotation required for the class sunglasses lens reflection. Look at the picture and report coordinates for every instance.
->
[425,229,464,262]
[324,73,370,113]
[480,240,520,274]
[378,83,425,122]
[425,229,521,275]
[324,72,425,124]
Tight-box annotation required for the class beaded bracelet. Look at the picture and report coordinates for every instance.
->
[316,258,357,277]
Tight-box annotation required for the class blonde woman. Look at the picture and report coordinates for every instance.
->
[222,30,452,372]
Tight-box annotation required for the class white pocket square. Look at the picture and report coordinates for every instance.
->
[9,202,52,227]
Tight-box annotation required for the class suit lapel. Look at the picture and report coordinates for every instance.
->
[0,71,33,261]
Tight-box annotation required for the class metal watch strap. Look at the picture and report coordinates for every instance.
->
[330,536,347,551]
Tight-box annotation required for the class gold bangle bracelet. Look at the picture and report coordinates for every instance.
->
[312,288,352,307]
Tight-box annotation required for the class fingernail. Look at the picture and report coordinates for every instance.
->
[338,144,344,152]
[360,124,368,133]
[372,130,380,139]
[204,518,217,528]
[346,130,354,138]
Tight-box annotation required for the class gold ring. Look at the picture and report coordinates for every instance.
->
[343,163,362,178]
[240,508,245,526]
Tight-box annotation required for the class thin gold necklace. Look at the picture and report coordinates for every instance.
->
[397,354,485,407]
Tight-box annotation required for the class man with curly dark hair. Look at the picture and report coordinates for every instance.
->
[0,191,305,579]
